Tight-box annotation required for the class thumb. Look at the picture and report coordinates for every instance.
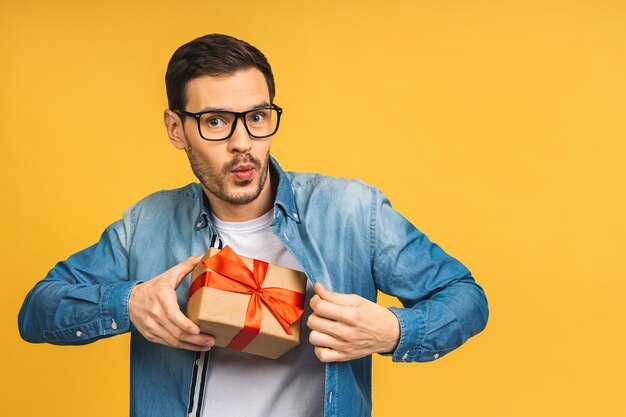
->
[314,282,356,305]
[171,255,204,288]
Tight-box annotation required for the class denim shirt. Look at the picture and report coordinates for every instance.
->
[18,157,489,417]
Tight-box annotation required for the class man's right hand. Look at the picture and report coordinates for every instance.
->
[128,256,216,351]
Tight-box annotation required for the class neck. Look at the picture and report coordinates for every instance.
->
[204,169,276,222]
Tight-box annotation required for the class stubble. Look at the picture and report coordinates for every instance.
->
[185,139,270,206]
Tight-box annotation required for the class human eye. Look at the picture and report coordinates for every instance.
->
[246,110,269,125]
[202,114,228,128]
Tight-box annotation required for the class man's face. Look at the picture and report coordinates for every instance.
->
[180,68,273,206]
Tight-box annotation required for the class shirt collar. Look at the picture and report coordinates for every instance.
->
[270,156,301,224]
[194,156,300,231]
[192,190,209,231]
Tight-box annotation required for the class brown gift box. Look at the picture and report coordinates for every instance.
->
[185,247,307,359]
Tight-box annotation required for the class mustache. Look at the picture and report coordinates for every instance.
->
[222,154,262,172]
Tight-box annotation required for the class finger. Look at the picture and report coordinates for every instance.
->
[183,332,216,347]
[176,340,213,351]
[307,313,349,341]
[148,331,213,351]
[314,346,345,363]
[309,329,347,351]
[309,294,321,310]
[144,308,213,351]
[160,304,215,347]
[171,255,204,288]
[142,304,208,350]
[160,316,216,348]
[157,287,201,335]
[143,303,187,346]
[313,282,359,306]
[310,297,357,323]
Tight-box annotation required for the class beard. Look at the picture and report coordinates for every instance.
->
[185,139,270,206]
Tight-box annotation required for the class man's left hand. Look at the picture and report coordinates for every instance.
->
[307,282,400,362]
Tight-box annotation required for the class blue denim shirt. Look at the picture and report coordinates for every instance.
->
[18,157,488,417]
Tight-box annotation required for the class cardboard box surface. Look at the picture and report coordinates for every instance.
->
[186,247,307,359]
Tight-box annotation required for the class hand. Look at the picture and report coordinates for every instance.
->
[129,256,216,351]
[307,282,400,362]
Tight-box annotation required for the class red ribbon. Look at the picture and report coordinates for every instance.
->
[187,246,305,351]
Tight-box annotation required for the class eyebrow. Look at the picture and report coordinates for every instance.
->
[197,102,270,113]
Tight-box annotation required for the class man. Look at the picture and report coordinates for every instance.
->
[18,34,488,417]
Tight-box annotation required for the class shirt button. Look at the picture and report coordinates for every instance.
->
[111,320,118,330]
[433,353,440,359]
[401,352,409,360]
[196,222,203,228]
[293,213,299,219]
[76,331,82,337]
[195,358,203,366]
[188,413,195,417]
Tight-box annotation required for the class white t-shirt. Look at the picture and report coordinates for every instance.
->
[200,209,325,417]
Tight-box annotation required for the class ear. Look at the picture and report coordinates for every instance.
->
[164,109,187,150]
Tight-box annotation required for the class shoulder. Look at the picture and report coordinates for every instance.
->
[285,171,377,207]
[136,183,200,205]
[287,171,374,193]
[124,183,201,217]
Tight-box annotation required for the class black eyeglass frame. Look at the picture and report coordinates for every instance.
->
[174,104,283,142]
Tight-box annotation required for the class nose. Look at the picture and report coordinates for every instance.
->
[227,115,253,154]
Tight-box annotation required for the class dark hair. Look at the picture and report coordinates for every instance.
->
[165,33,275,111]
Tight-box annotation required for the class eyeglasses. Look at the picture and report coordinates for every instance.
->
[175,104,282,141]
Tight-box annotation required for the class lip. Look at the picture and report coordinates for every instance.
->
[231,164,256,181]
[231,164,255,172]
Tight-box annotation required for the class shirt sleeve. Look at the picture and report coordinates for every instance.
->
[18,204,141,345]
[369,187,489,362]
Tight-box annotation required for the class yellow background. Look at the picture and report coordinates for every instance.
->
[2,1,625,416]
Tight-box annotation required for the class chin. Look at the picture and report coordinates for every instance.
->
[227,193,262,206]
[224,184,263,205]
[233,178,254,187]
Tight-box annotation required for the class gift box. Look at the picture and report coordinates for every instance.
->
[185,246,307,359]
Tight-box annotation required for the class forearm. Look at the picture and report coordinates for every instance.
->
[18,216,136,345]
[371,187,489,362]
[18,278,139,345]
[385,274,488,362]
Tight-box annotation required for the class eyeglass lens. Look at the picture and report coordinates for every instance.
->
[199,108,279,140]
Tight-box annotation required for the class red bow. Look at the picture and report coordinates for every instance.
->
[188,246,305,351]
